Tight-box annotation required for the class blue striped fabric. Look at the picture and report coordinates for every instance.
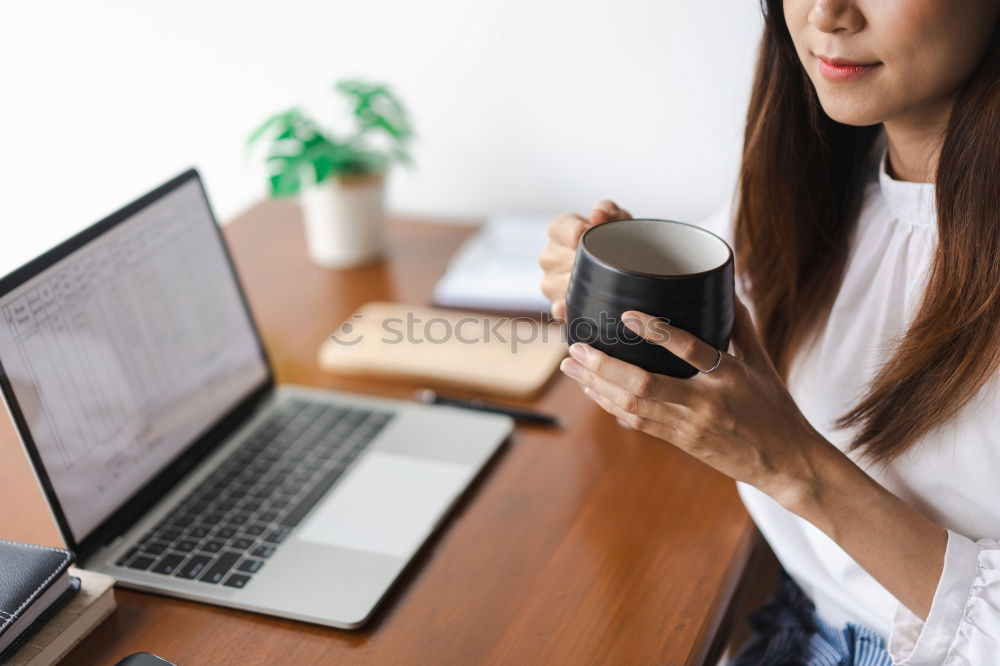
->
[731,570,892,665]
[807,613,892,666]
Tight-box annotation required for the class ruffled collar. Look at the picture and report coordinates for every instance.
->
[875,135,937,229]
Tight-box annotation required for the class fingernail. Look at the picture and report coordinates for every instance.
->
[569,343,589,362]
[560,358,582,379]
[621,315,641,332]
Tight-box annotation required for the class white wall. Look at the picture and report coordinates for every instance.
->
[0,0,761,272]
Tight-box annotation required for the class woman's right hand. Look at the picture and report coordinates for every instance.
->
[539,199,632,319]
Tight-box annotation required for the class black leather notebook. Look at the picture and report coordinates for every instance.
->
[0,540,80,663]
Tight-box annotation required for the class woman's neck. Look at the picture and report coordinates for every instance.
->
[882,99,954,183]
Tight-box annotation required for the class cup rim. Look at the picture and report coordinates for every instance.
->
[578,218,734,280]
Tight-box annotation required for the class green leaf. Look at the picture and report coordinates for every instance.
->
[247,109,295,148]
[335,78,414,145]
[269,168,301,197]
[312,154,334,183]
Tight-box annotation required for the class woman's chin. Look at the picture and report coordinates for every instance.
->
[814,96,887,128]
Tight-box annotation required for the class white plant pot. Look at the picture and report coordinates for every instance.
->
[299,173,386,268]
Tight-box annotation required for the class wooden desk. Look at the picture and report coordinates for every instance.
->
[0,201,756,665]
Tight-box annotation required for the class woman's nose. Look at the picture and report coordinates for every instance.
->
[807,0,866,34]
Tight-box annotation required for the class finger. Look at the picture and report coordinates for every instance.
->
[561,357,661,418]
[548,213,589,247]
[563,345,694,407]
[562,357,689,424]
[538,244,575,271]
[540,273,569,303]
[588,199,632,225]
[551,300,567,320]
[583,386,679,440]
[621,310,726,375]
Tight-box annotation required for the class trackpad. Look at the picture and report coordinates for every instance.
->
[296,450,471,558]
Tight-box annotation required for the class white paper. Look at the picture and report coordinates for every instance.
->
[296,450,471,558]
[432,213,552,313]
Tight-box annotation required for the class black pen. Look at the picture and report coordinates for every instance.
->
[418,390,562,427]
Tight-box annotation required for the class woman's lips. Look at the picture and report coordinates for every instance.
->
[816,55,882,82]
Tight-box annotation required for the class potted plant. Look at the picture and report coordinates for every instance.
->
[248,80,413,267]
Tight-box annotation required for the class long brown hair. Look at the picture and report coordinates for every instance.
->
[736,1,1000,463]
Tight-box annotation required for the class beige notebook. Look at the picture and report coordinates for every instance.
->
[319,302,566,399]
[9,568,116,666]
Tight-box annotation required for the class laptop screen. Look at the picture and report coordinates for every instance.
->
[0,177,269,543]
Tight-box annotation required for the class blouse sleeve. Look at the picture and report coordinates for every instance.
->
[889,529,1000,665]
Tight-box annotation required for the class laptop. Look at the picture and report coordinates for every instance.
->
[0,169,512,629]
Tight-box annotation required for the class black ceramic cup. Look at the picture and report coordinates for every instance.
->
[565,218,734,378]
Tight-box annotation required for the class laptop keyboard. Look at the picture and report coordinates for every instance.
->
[114,398,393,589]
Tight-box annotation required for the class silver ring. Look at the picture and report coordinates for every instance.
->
[701,349,724,374]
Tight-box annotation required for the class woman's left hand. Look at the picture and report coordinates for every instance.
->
[559,297,826,500]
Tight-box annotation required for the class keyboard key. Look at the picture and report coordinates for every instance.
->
[143,541,169,556]
[176,554,212,579]
[151,553,186,576]
[237,559,263,573]
[158,528,182,541]
[278,480,301,494]
[264,527,289,544]
[127,555,157,570]
[188,525,210,538]
[227,512,251,525]
[244,523,266,536]
[200,551,241,584]
[215,527,236,539]
[201,540,224,553]
[116,546,139,566]
[175,539,197,553]
[231,537,254,550]
[223,574,251,588]
[169,512,197,527]
[257,511,278,523]
[222,483,248,498]
[339,410,367,427]
[251,545,275,559]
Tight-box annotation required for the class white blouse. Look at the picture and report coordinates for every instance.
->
[699,136,1000,665]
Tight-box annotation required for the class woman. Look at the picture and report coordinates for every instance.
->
[539,1,1000,663]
